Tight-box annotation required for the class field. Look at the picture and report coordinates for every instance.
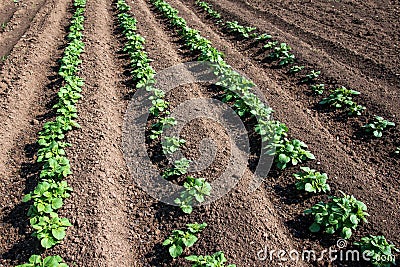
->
[0,0,399,266]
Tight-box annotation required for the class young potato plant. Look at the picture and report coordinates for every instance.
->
[267,138,315,170]
[294,167,330,194]
[23,180,72,216]
[354,235,399,267]
[363,116,395,138]
[225,21,256,39]
[288,65,304,74]
[163,223,207,258]
[310,84,325,95]
[16,255,68,267]
[305,192,369,239]
[255,33,272,42]
[186,251,236,267]
[162,136,186,154]
[162,158,192,179]
[196,1,221,21]
[395,147,400,154]
[150,117,177,140]
[301,70,320,84]
[24,0,86,255]
[31,212,73,249]
[174,176,211,214]
[267,42,295,66]
[319,86,365,116]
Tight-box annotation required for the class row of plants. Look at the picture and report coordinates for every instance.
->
[194,0,397,143]
[150,0,398,266]
[16,0,87,266]
[115,1,228,266]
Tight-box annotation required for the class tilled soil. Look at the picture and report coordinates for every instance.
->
[0,0,399,266]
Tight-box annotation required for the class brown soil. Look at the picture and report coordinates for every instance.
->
[0,0,399,266]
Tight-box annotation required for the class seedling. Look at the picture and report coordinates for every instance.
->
[162,158,191,179]
[23,179,72,216]
[162,223,207,258]
[363,116,395,138]
[150,117,177,140]
[310,84,325,95]
[395,147,400,154]
[186,251,236,267]
[267,138,315,170]
[174,176,211,214]
[263,41,278,50]
[1,55,7,62]
[162,136,186,154]
[319,86,365,116]
[1,22,7,30]
[30,212,73,249]
[255,33,272,42]
[301,70,320,83]
[305,192,369,239]
[354,235,399,267]
[16,255,68,267]
[294,167,330,193]
[288,65,304,74]
[225,21,256,38]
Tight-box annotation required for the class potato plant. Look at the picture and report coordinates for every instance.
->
[305,192,369,239]
[294,167,330,193]
[354,235,399,267]
[225,21,256,39]
[186,251,236,267]
[288,65,304,74]
[16,255,68,267]
[163,223,207,258]
[23,0,86,254]
[174,176,211,214]
[301,70,320,83]
[363,116,395,138]
[162,158,192,179]
[310,84,325,95]
[319,86,365,116]
[267,138,315,170]
[196,0,221,21]
[162,136,186,154]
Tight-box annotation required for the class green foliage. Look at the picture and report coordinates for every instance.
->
[162,158,192,179]
[305,192,369,239]
[30,212,72,249]
[174,176,211,214]
[363,116,395,138]
[267,138,315,170]
[24,0,85,254]
[301,70,320,84]
[294,167,330,193]
[288,65,304,74]
[255,33,272,42]
[16,255,68,267]
[354,235,399,267]
[162,136,186,154]
[319,86,365,116]
[395,147,400,154]
[225,21,256,38]
[196,1,221,20]
[162,223,207,258]
[23,180,72,216]
[310,84,325,95]
[150,117,177,140]
[186,251,236,267]
[267,42,295,66]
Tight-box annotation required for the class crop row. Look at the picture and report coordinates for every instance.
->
[16,0,87,266]
[150,0,398,265]
[195,1,397,142]
[115,0,232,266]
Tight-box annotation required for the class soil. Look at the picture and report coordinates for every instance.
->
[0,0,399,266]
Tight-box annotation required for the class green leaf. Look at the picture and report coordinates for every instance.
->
[52,228,66,240]
[169,244,183,258]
